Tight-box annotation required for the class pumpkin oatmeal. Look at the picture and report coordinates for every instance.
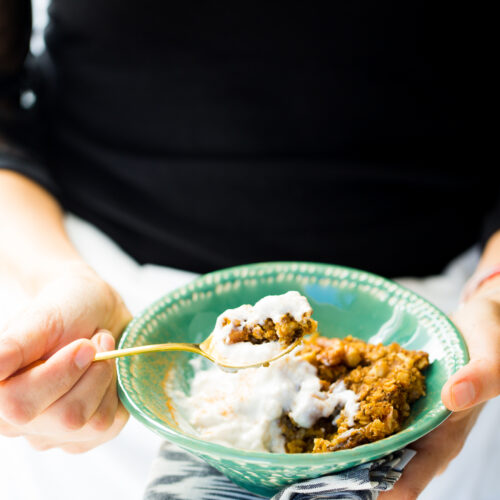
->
[224,311,317,346]
[180,293,429,453]
[282,334,429,452]
[208,291,318,366]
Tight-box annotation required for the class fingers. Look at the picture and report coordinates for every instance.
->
[379,407,482,500]
[60,403,129,454]
[44,332,116,431]
[0,328,127,454]
[24,399,128,453]
[0,272,130,381]
[25,435,57,452]
[0,300,65,380]
[0,416,21,437]
[379,448,437,499]
[442,299,500,411]
[87,370,119,432]
[0,339,96,425]
[28,398,128,454]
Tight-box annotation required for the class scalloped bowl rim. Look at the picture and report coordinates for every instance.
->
[117,261,468,464]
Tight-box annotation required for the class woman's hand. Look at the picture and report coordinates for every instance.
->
[380,280,500,499]
[0,263,132,453]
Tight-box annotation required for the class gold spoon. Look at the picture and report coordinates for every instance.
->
[15,334,302,376]
[94,333,302,370]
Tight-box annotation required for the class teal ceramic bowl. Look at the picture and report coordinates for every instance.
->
[117,262,468,497]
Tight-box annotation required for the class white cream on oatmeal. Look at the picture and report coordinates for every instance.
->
[179,353,359,453]
[209,291,312,366]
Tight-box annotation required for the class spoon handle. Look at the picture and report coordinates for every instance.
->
[94,342,203,361]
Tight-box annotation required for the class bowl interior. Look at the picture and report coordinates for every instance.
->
[117,262,468,496]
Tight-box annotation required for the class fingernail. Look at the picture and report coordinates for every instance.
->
[74,343,95,369]
[451,381,475,409]
[99,333,114,352]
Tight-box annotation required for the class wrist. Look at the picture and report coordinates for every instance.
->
[462,267,500,303]
[474,274,500,301]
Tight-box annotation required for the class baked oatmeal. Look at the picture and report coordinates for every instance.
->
[178,293,429,453]
[217,291,317,346]
[208,291,318,366]
[282,334,429,452]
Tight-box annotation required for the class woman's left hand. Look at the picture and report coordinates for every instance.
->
[380,281,500,499]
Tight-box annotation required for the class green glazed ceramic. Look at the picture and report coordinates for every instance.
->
[117,262,468,497]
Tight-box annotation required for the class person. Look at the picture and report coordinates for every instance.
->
[0,1,498,498]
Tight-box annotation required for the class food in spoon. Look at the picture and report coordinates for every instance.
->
[208,291,317,366]
[175,293,429,453]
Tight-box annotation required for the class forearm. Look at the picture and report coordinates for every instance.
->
[0,170,86,293]
[0,170,130,450]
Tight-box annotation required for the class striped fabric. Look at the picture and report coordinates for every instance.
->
[143,443,415,500]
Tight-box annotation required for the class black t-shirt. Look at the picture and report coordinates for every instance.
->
[0,1,497,276]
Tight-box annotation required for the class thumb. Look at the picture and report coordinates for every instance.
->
[441,359,500,411]
[441,300,500,411]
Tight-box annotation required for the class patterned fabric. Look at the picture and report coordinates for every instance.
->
[143,442,415,500]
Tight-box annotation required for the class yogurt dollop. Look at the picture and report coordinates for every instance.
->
[180,353,359,452]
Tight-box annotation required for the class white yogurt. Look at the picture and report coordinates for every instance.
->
[179,353,359,452]
[210,340,284,366]
[209,291,312,366]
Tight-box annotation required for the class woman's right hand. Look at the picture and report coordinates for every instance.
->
[0,262,132,453]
